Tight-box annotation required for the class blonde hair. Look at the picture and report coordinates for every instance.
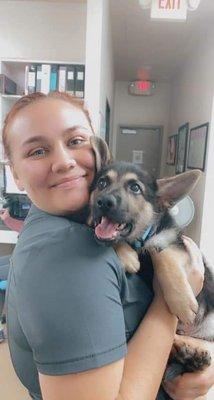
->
[2,91,95,160]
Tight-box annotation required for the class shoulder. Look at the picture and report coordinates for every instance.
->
[12,204,124,291]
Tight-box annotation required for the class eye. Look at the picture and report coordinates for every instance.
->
[97,177,109,190]
[29,148,47,158]
[67,137,85,146]
[129,182,142,194]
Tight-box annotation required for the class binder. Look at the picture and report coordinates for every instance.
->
[0,74,17,95]
[41,64,51,94]
[58,65,67,92]
[36,65,42,92]
[50,65,58,91]
[75,65,85,98]
[27,65,36,94]
[66,65,75,95]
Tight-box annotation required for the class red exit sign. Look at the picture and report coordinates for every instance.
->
[151,0,187,20]
[159,0,181,10]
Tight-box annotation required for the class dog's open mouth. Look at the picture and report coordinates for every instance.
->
[95,217,132,241]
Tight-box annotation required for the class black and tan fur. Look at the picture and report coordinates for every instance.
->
[89,136,214,380]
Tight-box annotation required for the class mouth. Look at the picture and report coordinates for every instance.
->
[94,216,132,242]
[51,175,86,189]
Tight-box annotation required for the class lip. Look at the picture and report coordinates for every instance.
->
[51,176,86,189]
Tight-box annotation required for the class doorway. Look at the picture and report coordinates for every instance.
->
[116,126,163,179]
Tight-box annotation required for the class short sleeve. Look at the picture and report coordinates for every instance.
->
[12,221,127,375]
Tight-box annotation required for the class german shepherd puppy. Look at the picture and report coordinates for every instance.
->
[89,136,214,379]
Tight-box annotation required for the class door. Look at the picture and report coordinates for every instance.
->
[116,126,163,179]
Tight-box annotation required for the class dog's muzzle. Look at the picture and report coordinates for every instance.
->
[92,194,132,242]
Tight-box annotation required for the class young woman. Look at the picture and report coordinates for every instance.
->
[3,91,212,400]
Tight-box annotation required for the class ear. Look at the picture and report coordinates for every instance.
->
[90,136,113,172]
[157,170,202,206]
[10,164,25,191]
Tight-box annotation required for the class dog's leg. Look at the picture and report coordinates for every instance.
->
[114,242,140,273]
[151,247,198,324]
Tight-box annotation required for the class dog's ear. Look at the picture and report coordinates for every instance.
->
[157,170,202,206]
[90,136,112,172]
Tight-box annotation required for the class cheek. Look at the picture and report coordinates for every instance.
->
[21,162,49,189]
[83,148,95,180]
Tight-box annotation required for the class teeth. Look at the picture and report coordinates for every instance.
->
[117,223,126,231]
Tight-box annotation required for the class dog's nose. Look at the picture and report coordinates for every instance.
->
[96,195,117,211]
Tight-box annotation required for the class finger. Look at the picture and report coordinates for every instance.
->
[163,370,211,399]
[163,380,201,400]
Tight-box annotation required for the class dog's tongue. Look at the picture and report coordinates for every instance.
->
[95,217,119,240]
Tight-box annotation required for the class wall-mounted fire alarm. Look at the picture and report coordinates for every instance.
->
[128,80,156,96]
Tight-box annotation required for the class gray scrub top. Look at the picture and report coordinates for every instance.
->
[6,205,168,400]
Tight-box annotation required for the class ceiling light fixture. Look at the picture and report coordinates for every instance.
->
[138,0,202,11]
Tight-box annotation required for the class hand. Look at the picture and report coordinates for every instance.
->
[163,334,214,400]
[0,208,10,221]
[182,236,204,296]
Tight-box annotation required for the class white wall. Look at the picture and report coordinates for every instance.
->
[112,81,171,169]
[165,34,214,245]
[84,0,103,133]
[200,96,214,264]
[99,0,114,139]
[85,0,114,136]
[0,1,86,62]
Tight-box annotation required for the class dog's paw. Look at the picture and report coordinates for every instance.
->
[165,291,198,325]
[172,342,211,372]
[115,243,140,274]
[123,252,140,274]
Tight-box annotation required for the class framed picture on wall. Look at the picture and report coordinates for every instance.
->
[187,123,209,171]
[175,123,189,174]
[166,134,177,165]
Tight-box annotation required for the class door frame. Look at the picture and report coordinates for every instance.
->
[118,124,164,177]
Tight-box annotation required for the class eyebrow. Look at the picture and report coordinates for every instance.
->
[22,126,89,147]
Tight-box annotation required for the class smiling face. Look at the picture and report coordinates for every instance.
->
[7,98,95,215]
[90,162,157,243]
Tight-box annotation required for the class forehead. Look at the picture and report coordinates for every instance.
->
[98,162,156,190]
[105,170,139,183]
[7,98,92,143]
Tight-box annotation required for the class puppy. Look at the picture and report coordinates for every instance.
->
[89,136,214,379]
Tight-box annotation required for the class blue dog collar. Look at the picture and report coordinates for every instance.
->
[132,225,155,250]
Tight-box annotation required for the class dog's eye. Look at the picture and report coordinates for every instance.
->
[129,183,142,194]
[97,177,109,190]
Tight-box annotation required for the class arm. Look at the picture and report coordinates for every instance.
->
[163,335,214,400]
[0,208,24,232]
[39,291,178,400]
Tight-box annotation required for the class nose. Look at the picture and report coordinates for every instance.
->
[51,145,77,173]
[96,195,117,211]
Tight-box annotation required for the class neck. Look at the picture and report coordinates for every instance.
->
[67,205,90,224]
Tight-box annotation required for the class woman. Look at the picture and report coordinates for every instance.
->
[3,91,212,400]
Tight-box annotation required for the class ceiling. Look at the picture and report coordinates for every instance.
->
[110,0,214,82]
[8,0,86,2]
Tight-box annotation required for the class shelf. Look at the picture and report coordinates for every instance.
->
[1,95,23,99]
[1,58,83,65]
